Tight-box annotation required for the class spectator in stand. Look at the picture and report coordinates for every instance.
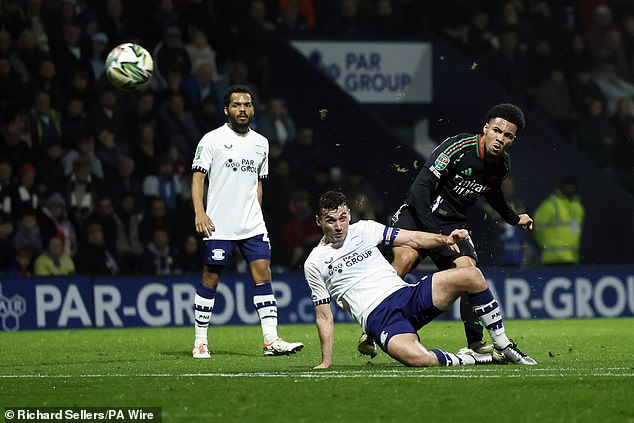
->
[613,118,634,195]
[27,56,64,110]
[593,59,634,115]
[584,4,617,67]
[285,124,328,183]
[278,0,317,32]
[12,210,42,256]
[339,166,385,221]
[61,97,89,148]
[82,195,119,255]
[142,153,183,213]
[38,192,76,256]
[462,9,496,63]
[138,196,173,245]
[257,96,296,147]
[35,140,67,198]
[65,156,101,227]
[573,98,618,173]
[103,154,143,209]
[86,85,129,153]
[62,132,104,180]
[158,91,201,162]
[34,235,75,276]
[0,113,34,171]
[533,67,579,142]
[29,90,63,153]
[113,193,143,274]
[178,234,203,274]
[124,90,162,142]
[64,68,97,112]
[0,44,28,118]
[185,28,218,79]
[89,32,109,82]
[485,28,530,104]
[263,154,296,262]
[0,159,17,224]
[98,0,129,47]
[15,162,39,215]
[4,247,34,277]
[193,93,225,134]
[75,222,120,276]
[152,25,192,89]
[95,127,127,180]
[610,96,634,141]
[130,121,161,180]
[142,227,179,276]
[17,28,46,76]
[279,189,322,270]
[567,64,606,121]
[332,0,374,38]
[53,23,92,84]
[181,61,221,110]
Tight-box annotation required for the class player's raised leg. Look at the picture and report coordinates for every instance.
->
[431,266,536,365]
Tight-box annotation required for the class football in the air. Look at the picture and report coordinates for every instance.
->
[105,43,154,90]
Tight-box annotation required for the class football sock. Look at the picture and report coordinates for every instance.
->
[194,285,216,343]
[431,348,467,366]
[470,288,511,349]
[253,283,279,344]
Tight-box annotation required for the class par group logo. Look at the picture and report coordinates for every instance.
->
[0,284,26,332]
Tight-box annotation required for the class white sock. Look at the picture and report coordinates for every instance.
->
[194,293,215,344]
[470,289,511,350]
[253,285,279,344]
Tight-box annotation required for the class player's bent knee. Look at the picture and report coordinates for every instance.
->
[463,266,487,291]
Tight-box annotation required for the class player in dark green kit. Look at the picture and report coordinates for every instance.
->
[358,103,534,362]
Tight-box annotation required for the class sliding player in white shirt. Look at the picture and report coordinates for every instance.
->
[304,191,536,368]
[190,85,303,358]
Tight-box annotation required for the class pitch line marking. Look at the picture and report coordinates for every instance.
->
[1,369,632,379]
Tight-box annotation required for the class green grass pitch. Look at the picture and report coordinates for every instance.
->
[1,318,633,422]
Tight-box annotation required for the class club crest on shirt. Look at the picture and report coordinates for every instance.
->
[434,153,450,171]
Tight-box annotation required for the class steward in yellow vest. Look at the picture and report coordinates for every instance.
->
[533,178,584,265]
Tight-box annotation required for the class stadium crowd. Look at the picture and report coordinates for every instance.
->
[0,0,632,277]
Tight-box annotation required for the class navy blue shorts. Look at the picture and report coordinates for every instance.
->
[203,234,271,266]
[391,204,478,269]
[365,274,443,353]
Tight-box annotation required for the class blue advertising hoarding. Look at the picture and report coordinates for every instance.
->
[1,267,633,332]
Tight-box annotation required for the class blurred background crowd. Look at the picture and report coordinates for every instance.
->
[0,0,633,277]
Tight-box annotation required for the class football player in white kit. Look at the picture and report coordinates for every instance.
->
[304,191,536,368]
[190,85,303,358]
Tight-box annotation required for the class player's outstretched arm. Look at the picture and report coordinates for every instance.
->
[314,303,334,369]
[394,228,469,251]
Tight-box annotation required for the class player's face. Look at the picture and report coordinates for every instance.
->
[482,117,517,160]
[225,92,254,133]
[316,205,351,244]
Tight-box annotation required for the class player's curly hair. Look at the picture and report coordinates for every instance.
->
[318,191,348,215]
[486,103,525,134]
[223,85,255,108]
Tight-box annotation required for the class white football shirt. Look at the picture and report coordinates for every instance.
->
[192,123,269,239]
[304,220,406,331]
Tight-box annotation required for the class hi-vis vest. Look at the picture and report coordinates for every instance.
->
[533,191,584,264]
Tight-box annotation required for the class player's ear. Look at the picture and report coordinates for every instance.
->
[483,123,488,133]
